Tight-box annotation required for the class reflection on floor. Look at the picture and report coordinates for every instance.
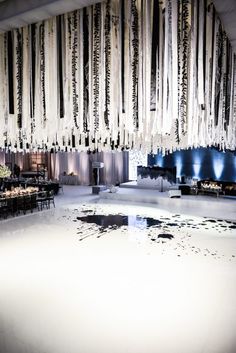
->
[100,186,236,221]
[0,185,236,353]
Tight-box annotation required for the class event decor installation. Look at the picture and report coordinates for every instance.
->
[0,0,235,153]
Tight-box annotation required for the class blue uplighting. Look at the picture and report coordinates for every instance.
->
[193,164,201,179]
[192,151,202,179]
[175,155,183,178]
[156,154,163,167]
[148,147,236,182]
[213,158,224,180]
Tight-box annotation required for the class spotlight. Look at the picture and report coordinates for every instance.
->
[213,159,224,180]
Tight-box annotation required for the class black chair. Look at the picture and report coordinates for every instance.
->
[31,194,37,211]
[0,198,8,219]
[16,196,25,215]
[36,191,48,211]
[23,195,33,214]
[58,184,64,194]
[46,190,55,209]
[6,197,17,217]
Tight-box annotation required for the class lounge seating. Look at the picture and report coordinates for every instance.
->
[197,180,236,197]
[224,184,236,196]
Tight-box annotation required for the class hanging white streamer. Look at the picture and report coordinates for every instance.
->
[0,0,235,153]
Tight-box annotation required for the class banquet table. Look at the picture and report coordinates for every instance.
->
[59,175,79,185]
[3,180,60,195]
[0,192,38,216]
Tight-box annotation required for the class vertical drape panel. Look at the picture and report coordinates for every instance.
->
[48,150,129,185]
[114,151,127,183]
[14,152,24,170]
[102,151,113,184]
[0,151,5,165]
[79,152,91,185]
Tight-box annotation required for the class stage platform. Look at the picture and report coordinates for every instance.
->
[99,187,236,221]
[120,180,161,190]
[120,180,190,191]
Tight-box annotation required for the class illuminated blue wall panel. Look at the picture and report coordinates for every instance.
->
[148,148,236,182]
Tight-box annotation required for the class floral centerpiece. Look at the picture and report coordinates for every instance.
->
[0,164,11,178]
[2,186,39,198]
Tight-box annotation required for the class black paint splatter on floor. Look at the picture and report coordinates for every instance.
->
[75,214,163,232]
[158,233,174,240]
[81,209,95,214]
[58,205,236,262]
[76,214,128,229]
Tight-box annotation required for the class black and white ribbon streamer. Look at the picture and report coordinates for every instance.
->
[0,0,235,152]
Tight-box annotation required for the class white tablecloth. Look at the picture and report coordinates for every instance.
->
[59,175,79,185]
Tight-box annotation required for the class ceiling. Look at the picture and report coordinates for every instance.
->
[0,0,235,52]
[0,0,101,32]
[213,0,236,51]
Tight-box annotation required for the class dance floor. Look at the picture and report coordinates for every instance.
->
[0,186,236,353]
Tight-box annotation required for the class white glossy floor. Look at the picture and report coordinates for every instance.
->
[100,186,236,221]
[0,186,236,353]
